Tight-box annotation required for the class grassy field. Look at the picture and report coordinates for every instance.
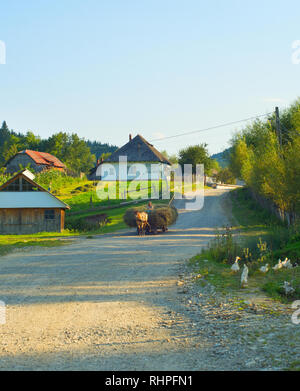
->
[189,187,300,302]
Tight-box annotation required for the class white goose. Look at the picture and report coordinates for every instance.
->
[283,281,295,296]
[231,256,241,272]
[259,263,269,273]
[282,258,293,269]
[241,264,249,288]
[273,259,283,271]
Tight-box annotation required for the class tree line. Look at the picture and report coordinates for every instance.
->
[0,121,117,174]
[229,98,300,222]
[0,120,230,181]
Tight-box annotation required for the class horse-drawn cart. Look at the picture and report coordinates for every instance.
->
[123,204,178,235]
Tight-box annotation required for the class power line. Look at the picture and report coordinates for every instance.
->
[149,112,273,142]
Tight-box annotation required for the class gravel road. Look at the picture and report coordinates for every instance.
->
[0,188,298,370]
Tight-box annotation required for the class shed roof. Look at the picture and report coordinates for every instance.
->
[0,192,69,209]
[0,170,70,209]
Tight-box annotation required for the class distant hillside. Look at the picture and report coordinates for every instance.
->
[211,147,231,168]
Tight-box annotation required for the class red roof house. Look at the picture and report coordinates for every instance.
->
[4,150,66,174]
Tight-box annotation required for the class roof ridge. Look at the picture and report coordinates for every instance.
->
[100,134,171,165]
[135,134,154,147]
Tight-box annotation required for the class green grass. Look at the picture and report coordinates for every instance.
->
[35,170,87,194]
[0,234,70,257]
[64,190,125,212]
[188,187,300,302]
[189,254,241,294]
[190,250,300,302]
[231,189,300,301]
[62,179,207,213]
[62,180,172,211]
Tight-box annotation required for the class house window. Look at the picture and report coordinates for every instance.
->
[44,210,55,220]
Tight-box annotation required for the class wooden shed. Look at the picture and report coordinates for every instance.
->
[0,170,70,234]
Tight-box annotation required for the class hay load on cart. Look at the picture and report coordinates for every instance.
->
[123,204,178,234]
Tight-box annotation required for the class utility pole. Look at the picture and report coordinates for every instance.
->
[275,106,282,147]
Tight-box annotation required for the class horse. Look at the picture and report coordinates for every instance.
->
[135,211,150,236]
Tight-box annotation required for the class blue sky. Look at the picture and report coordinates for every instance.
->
[0,0,300,155]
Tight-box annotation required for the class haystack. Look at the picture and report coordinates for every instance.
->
[123,204,178,230]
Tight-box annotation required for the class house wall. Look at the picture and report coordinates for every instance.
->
[0,208,64,234]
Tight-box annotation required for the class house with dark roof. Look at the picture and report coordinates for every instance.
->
[0,169,70,234]
[4,150,66,174]
[88,134,171,181]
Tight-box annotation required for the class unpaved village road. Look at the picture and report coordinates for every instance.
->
[0,189,298,371]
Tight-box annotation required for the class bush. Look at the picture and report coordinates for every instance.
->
[65,218,95,232]
[0,173,12,187]
[65,214,109,232]
[35,170,86,192]
[214,167,236,184]
[205,226,241,264]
